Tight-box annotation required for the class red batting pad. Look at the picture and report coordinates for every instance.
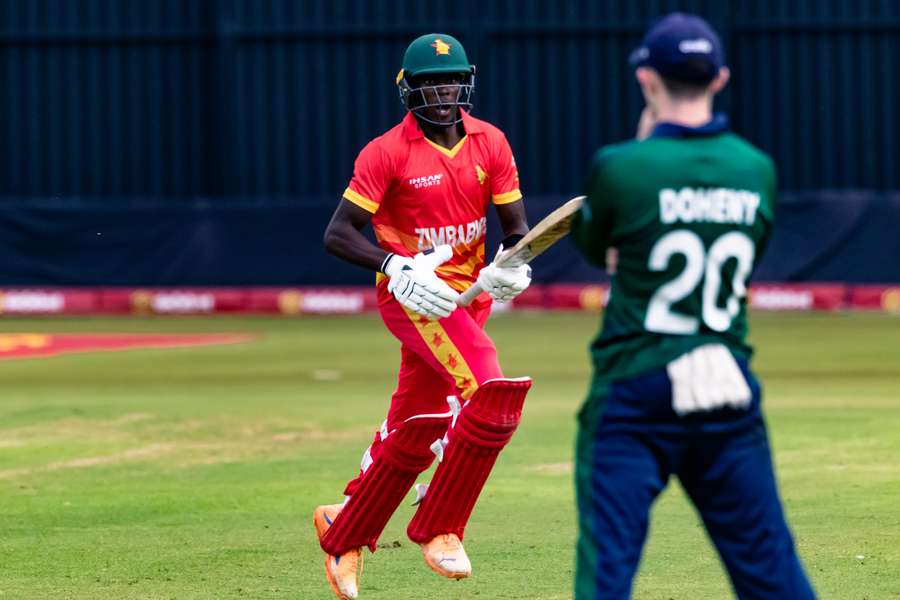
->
[320,414,451,555]
[407,378,532,543]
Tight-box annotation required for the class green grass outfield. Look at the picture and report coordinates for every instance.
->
[1,312,899,599]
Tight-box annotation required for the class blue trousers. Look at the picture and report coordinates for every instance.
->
[575,363,816,599]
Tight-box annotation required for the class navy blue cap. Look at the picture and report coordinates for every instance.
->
[629,13,724,83]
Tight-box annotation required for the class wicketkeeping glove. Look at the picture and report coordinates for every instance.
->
[382,245,459,320]
[476,244,532,303]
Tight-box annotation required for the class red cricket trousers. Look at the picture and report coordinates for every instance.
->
[343,284,502,496]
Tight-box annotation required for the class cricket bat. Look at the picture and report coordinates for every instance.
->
[456,195,586,307]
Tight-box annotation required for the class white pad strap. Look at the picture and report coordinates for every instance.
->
[360,448,374,473]
[359,418,391,474]
[667,344,751,416]
[429,438,445,462]
[411,395,462,505]
[447,395,461,428]
[411,483,429,506]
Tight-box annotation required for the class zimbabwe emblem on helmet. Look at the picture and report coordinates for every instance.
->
[431,38,451,55]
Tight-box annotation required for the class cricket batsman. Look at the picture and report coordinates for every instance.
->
[570,14,817,599]
[316,33,533,599]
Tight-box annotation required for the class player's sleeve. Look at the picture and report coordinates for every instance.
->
[342,142,394,214]
[488,133,523,205]
[571,150,615,267]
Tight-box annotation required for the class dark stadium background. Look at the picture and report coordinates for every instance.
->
[1,0,898,288]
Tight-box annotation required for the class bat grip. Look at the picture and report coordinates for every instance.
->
[456,282,484,307]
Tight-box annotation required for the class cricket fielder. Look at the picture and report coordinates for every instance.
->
[316,33,533,599]
[571,14,817,599]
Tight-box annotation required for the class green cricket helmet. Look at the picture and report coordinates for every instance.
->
[396,33,475,125]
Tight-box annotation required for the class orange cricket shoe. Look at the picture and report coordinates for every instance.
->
[420,533,472,579]
[313,504,363,600]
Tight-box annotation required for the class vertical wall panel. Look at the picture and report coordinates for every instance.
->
[0,0,898,199]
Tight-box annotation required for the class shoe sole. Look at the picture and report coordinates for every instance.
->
[422,552,470,580]
[323,555,353,600]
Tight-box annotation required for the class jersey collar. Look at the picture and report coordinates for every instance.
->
[651,113,729,139]
[402,109,484,141]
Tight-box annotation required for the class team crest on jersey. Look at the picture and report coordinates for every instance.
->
[431,38,451,55]
[409,173,443,189]
[475,164,487,185]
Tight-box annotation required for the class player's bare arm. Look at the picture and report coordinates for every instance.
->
[474,199,532,304]
[495,198,529,242]
[324,200,458,320]
[323,199,388,272]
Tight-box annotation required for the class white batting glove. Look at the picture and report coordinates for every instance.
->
[383,245,459,319]
[476,245,532,303]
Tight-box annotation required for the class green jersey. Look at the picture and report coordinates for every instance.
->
[571,117,776,384]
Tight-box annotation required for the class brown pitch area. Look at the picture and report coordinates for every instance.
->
[0,333,254,360]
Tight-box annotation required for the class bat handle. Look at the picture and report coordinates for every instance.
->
[456,282,484,307]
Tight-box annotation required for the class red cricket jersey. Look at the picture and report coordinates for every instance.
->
[343,111,522,291]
